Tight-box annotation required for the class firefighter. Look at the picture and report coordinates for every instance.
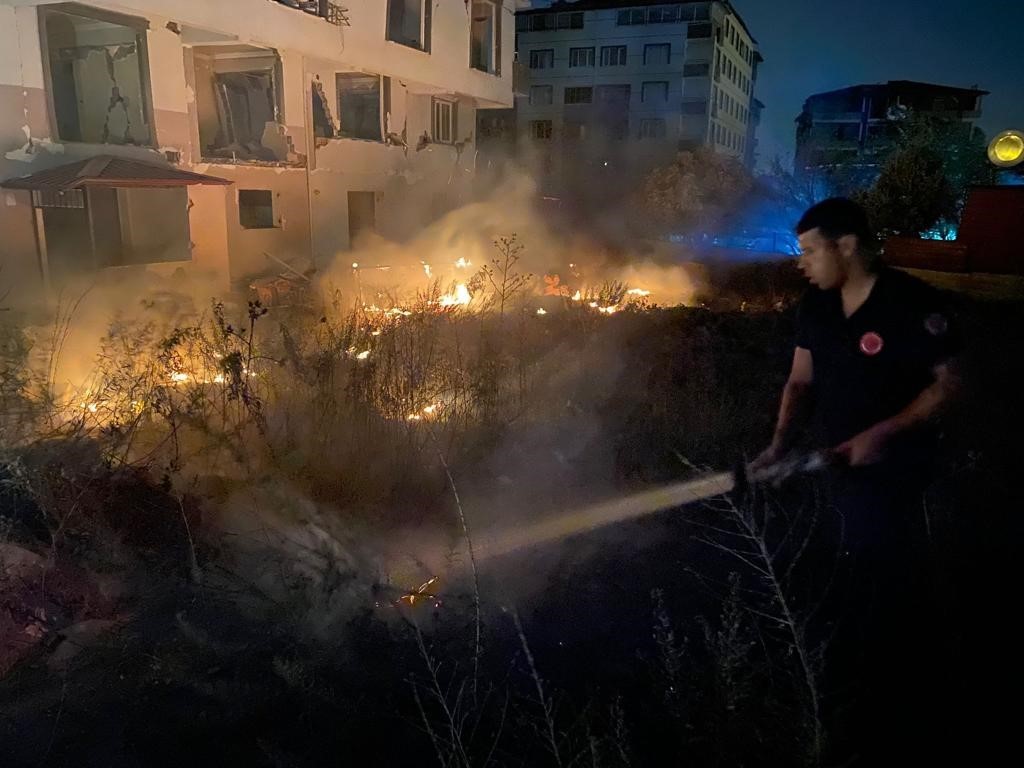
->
[752,197,962,762]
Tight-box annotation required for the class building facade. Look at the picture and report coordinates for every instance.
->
[512,0,761,194]
[795,80,987,179]
[0,0,515,308]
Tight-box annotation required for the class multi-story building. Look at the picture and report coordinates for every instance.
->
[0,1,514,308]
[512,0,762,194]
[795,80,987,179]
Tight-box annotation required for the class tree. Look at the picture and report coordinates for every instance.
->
[858,144,957,237]
[893,114,996,216]
[638,148,754,235]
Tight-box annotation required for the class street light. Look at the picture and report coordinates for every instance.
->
[988,130,1024,168]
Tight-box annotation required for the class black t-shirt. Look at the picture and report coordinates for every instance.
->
[796,267,959,453]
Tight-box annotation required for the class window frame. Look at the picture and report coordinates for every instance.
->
[639,118,667,140]
[432,97,457,144]
[564,86,594,105]
[529,119,553,140]
[641,81,669,104]
[599,45,628,67]
[238,189,276,230]
[569,46,596,68]
[336,72,385,142]
[529,85,553,106]
[643,43,671,67]
[386,0,431,52]
[529,49,555,69]
[469,0,499,74]
[39,4,156,147]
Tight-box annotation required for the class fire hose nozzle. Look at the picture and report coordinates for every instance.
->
[743,450,831,488]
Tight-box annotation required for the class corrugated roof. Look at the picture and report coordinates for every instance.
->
[1,155,233,192]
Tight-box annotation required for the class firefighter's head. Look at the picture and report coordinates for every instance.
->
[796,198,878,290]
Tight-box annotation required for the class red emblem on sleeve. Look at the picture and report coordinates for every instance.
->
[859,331,884,356]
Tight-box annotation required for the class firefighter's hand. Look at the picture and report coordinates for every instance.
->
[833,426,889,467]
[749,442,785,476]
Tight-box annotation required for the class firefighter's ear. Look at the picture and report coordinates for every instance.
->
[836,234,859,263]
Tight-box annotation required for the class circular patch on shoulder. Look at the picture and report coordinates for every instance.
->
[925,312,949,336]
[859,331,884,356]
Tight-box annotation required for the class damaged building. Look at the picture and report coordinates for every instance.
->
[0,1,514,307]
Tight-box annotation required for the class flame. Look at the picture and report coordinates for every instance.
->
[626,288,651,297]
[422,263,432,278]
[356,350,371,361]
[438,284,471,308]
[571,290,582,301]
[598,305,619,315]
[454,257,472,269]
[169,371,190,383]
[536,308,548,316]
[407,402,443,422]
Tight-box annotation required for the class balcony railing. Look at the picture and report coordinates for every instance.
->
[272,0,350,26]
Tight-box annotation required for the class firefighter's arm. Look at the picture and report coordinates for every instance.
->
[752,347,815,470]
[834,360,962,466]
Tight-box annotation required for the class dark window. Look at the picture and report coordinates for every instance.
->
[530,85,553,106]
[640,118,667,139]
[688,22,712,39]
[617,9,646,25]
[529,49,554,69]
[644,43,671,66]
[239,190,275,229]
[470,1,497,73]
[529,120,552,140]
[42,7,152,145]
[557,12,583,29]
[564,120,587,140]
[684,61,710,77]
[569,47,595,68]
[682,99,707,115]
[387,0,429,50]
[641,81,669,103]
[564,86,593,104]
[596,84,631,105]
[600,46,627,67]
[348,191,376,242]
[337,73,382,141]
[195,47,285,162]
[647,6,680,24]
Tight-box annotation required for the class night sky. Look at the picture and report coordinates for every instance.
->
[522,0,1024,168]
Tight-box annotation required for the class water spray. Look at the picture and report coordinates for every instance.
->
[472,451,830,562]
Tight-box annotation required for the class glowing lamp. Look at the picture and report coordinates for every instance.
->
[988,130,1024,168]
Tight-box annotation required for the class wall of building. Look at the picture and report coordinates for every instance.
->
[0,1,515,308]
[515,0,760,188]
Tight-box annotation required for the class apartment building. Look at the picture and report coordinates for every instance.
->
[514,0,762,192]
[795,80,987,178]
[0,1,514,308]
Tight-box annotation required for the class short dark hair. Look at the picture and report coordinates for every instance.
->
[796,197,874,245]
